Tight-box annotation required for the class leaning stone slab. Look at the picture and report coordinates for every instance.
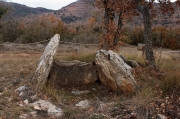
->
[95,50,138,94]
[33,34,60,91]
[48,60,98,87]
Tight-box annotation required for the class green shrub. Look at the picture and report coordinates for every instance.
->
[62,53,96,62]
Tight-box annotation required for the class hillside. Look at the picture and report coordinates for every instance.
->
[54,0,95,23]
[0,0,179,26]
[54,0,180,27]
[0,1,53,21]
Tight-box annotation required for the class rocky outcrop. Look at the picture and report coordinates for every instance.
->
[95,50,138,94]
[33,34,60,91]
[48,60,98,87]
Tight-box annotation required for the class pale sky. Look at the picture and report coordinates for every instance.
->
[5,0,177,10]
[6,0,77,10]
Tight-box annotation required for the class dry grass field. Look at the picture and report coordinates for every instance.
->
[0,43,180,119]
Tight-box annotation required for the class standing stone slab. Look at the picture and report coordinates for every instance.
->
[34,34,60,91]
[48,60,98,87]
[95,50,138,94]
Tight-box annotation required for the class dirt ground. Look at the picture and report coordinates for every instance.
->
[0,43,180,119]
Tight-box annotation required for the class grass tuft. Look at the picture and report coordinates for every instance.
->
[62,53,96,62]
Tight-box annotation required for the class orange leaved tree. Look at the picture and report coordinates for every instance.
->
[96,0,135,50]
[96,0,179,66]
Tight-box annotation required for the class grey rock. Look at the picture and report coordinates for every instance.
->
[30,99,63,117]
[19,114,28,119]
[33,34,60,90]
[96,50,138,94]
[23,99,29,105]
[120,55,139,68]
[48,60,98,87]
[30,94,38,102]
[72,90,90,95]
[19,92,26,97]
[30,111,37,117]
[15,86,26,93]
[48,107,63,117]
[75,100,90,110]
[126,60,139,68]
[8,98,12,102]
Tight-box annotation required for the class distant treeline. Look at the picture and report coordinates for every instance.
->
[0,14,180,50]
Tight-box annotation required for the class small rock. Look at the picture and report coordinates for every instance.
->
[30,94,37,102]
[160,103,165,107]
[0,93,2,96]
[157,114,167,119]
[75,100,90,110]
[30,100,63,117]
[18,101,24,107]
[23,99,29,105]
[19,114,28,119]
[15,86,26,93]
[48,107,63,117]
[8,98,12,102]
[19,92,26,97]
[72,90,90,95]
[126,60,139,68]
[33,105,41,110]
[166,97,169,100]
[30,111,37,117]
[97,103,108,112]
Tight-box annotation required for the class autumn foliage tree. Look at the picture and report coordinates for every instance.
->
[96,0,135,50]
[96,0,180,66]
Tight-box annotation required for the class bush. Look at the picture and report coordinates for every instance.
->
[160,59,180,94]
[122,26,180,50]
[123,27,144,45]
[0,20,23,42]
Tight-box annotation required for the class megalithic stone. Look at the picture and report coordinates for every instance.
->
[33,34,60,91]
[95,50,138,94]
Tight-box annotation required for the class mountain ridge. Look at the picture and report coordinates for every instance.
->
[0,1,53,21]
[0,0,180,27]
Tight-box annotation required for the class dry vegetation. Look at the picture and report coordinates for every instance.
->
[0,44,180,119]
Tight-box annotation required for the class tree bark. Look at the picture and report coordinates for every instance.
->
[113,13,123,46]
[135,0,155,66]
[103,0,115,50]
[141,6,155,66]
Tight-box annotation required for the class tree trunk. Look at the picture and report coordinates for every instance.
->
[103,4,109,51]
[113,13,123,46]
[103,0,115,50]
[136,2,155,66]
[141,6,155,66]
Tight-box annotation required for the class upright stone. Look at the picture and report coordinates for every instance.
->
[95,50,138,94]
[33,34,60,91]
